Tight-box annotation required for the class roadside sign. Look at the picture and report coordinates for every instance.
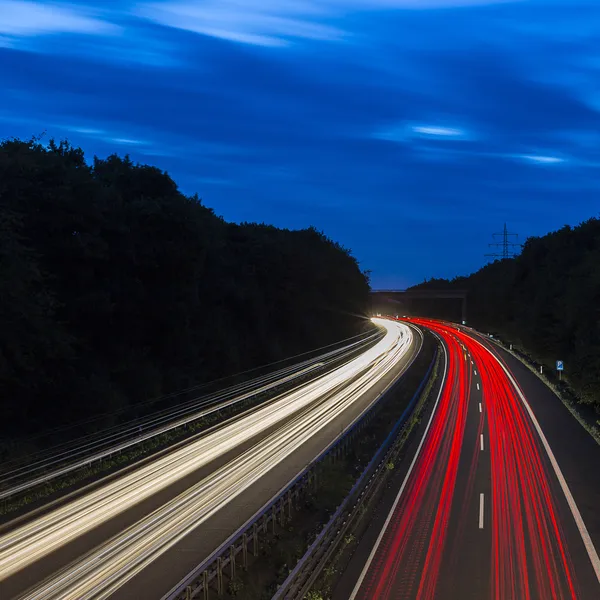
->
[556,360,564,371]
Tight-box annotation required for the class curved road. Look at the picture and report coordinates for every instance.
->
[348,318,600,600]
[0,318,420,600]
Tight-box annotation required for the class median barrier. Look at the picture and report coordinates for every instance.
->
[163,327,433,600]
[271,344,441,600]
[0,330,384,519]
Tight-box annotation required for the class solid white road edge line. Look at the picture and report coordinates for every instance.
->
[478,339,600,586]
[161,322,421,600]
[348,339,449,600]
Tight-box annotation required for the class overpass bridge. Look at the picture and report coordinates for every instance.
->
[370,288,468,324]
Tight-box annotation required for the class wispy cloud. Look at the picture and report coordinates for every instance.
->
[65,126,151,149]
[412,125,466,137]
[0,1,119,37]
[109,137,146,145]
[374,122,472,143]
[330,0,523,7]
[0,2,183,68]
[1,0,598,288]
[136,1,344,47]
[68,126,105,136]
[135,0,522,47]
[390,138,573,167]
[519,154,565,165]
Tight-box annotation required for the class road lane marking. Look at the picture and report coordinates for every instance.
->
[0,321,421,591]
[477,383,480,390]
[479,493,485,529]
[479,403,482,413]
[348,339,449,600]
[477,339,600,586]
[474,369,478,375]
[480,434,484,451]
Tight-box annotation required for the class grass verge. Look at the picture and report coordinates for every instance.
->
[214,334,437,599]
[307,344,442,600]
[485,336,600,446]
[0,334,383,520]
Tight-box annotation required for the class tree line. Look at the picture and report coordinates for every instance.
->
[0,137,371,448]
[411,218,600,416]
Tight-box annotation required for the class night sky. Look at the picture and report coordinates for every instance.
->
[1,1,599,288]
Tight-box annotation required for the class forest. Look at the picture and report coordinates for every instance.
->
[412,218,600,416]
[0,137,371,449]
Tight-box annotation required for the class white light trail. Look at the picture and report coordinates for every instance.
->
[1,329,380,497]
[0,319,414,600]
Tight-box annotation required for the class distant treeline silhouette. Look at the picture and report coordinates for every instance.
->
[0,137,371,443]
[412,218,600,416]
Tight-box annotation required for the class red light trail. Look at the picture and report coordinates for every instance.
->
[350,318,600,600]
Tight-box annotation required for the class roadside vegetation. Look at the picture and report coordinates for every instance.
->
[307,344,442,600]
[410,217,600,426]
[220,338,436,599]
[0,136,371,461]
[0,332,381,519]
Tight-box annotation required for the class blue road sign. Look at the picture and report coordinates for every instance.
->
[556,360,564,371]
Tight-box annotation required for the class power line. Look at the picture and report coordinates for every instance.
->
[485,222,522,260]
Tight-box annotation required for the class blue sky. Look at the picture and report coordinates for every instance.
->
[1,0,599,288]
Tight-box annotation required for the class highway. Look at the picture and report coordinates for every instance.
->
[0,328,381,503]
[0,318,420,600]
[346,318,600,600]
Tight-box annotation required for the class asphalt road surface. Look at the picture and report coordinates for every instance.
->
[0,318,421,600]
[345,318,600,600]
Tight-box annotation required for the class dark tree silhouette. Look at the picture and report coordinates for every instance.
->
[411,219,600,414]
[0,138,371,450]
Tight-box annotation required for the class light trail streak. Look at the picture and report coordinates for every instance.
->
[354,327,468,600]
[0,319,414,599]
[0,363,324,501]
[1,329,381,498]
[351,317,599,600]
[348,339,449,600]
[463,332,579,600]
[481,340,600,588]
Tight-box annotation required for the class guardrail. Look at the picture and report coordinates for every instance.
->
[162,327,428,600]
[271,345,439,600]
[1,331,383,507]
[0,363,325,502]
[468,329,600,445]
